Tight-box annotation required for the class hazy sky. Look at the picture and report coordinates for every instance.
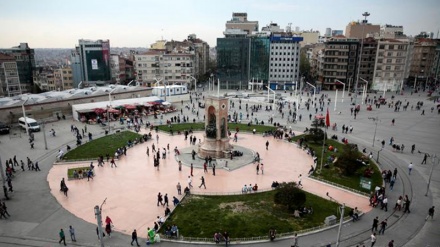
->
[1,0,439,48]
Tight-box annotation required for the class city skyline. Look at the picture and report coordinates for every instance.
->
[1,0,439,49]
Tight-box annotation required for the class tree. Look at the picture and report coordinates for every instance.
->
[299,52,310,77]
[305,119,325,143]
[274,182,306,211]
[334,144,363,176]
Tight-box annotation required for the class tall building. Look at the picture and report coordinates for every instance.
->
[74,39,111,85]
[345,21,380,39]
[432,42,440,84]
[268,34,303,89]
[54,67,74,91]
[225,13,258,34]
[325,28,332,37]
[371,39,410,91]
[332,30,344,37]
[379,25,405,39]
[250,35,271,84]
[357,37,378,89]
[0,53,21,97]
[70,48,82,88]
[312,36,360,89]
[0,43,35,94]
[217,35,251,87]
[410,38,438,87]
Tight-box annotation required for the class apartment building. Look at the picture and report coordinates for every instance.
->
[225,13,258,35]
[0,53,21,97]
[410,38,438,86]
[312,36,360,89]
[356,37,378,89]
[54,67,74,90]
[134,50,195,87]
[0,43,35,94]
[371,39,410,91]
[345,21,380,39]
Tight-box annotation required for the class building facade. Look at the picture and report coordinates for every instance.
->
[216,37,251,87]
[409,38,438,87]
[0,43,35,94]
[357,37,378,89]
[268,35,303,90]
[345,21,380,39]
[371,39,410,91]
[54,67,74,91]
[0,53,21,97]
[225,13,258,34]
[76,39,111,83]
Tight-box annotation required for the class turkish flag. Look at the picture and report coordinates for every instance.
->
[326,108,330,127]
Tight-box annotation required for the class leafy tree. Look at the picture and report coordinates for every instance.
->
[274,182,306,211]
[305,119,326,143]
[334,144,363,176]
[300,52,310,76]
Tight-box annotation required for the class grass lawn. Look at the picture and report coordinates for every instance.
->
[63,131,142,161]
[157,122,277,133]
[67,167,89,179]
[165,190,350,238]
[292,136,382,194]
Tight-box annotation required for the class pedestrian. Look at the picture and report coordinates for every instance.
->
[69,225,76,242]
[146,146,149,156]
[131,229,140,246]
[190,163,193,176]
[199,176,206,189]
[256,163,260,175]
[188,176,193,188]
[389,177,395,191]
[403,195,411,214]
[164,193,169,206]
[266,140,269,150]
[372,216,379,232]
[298,174,303,187]
[426,206,435,220]
[1,201,10,217]
[203,162,208,173]
[291,233,298,247]
[105,216,113,237]
[212,163,216,176]
[421,153,428,164]
[59,229,67,246]
[378,219,387,235]
[408,162,413,175]
[392,168,397,179]
[157,192,164,206]
[388,240,394,247]
[260,163,264,175]
[178,160,182,171]
[35,161,41,171]
[370,232,376,247]
[391,118,395,125]
[411,144,415,154]
[381,196,388,212]
[111,156,118,168]
[177,182,182,195]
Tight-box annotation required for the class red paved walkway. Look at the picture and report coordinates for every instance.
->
[47,131,371,238]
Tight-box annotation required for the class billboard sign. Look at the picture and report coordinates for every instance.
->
[91,59,98,70]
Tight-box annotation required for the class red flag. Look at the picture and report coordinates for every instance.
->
[325,108,330,127]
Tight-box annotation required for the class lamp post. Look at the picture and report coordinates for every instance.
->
[360,77,369,104]
[354,12,370,105]
[368,116,379,147]
[326,192,345,247]
[335,80,346,102]
[94,198,107,247]
[108,88,117,133]
[21,98,29,136]
[210,74,214,92]
[305,81,316,103]
[425,154,438,196]
[0,157,8,199]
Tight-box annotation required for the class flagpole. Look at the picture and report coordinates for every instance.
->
[320,109,330,173]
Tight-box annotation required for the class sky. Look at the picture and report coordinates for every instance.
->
[1,0,439,49]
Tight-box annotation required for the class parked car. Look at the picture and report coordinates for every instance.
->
[0,122,10,134]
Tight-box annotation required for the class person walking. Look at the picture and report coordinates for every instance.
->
[408,162,413,175]
[212,163,216,176]
[291,233,298,247]
[403,195,411,214]
[110,157,117,168]
[426,206,435,220]
[372,216,379,232]
[164,193,169,207]
[69,225,76,242]
[256,163,260,175]
[266,140,269,150]
[260,163,264,175]
[176,182,182,195]
[370,232,377,247]
[131,229,140,246]
[381,196,388,212]
[378,219,387,235]
[188,176,193,188]
[421,153,428,164]
[58,229,67,246]
[199,176,206,189]
[388,240,394,247]
[297,174,303,188]
[190,163,193,177]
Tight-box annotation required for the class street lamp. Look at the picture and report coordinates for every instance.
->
[305,81,316,103]
[326,192,345,247]
[108,88,117,133]
[21,97,30,136]
[335,80,345,102]
[360,77,369,104]
[94,198,107,247]
[368,116,379,147]
[425,154,438,196]
[354,12,370,105]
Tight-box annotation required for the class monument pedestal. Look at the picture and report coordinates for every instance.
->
[198,138,231,159]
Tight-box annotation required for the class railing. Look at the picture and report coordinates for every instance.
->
[309,175,370,197]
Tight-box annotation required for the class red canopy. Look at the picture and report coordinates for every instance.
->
[315,114,325,120]
[107,108,120,113]
[94,108,105,114]
[124,104,137,110]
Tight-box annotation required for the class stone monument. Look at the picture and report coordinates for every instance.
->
[198,96,231,158]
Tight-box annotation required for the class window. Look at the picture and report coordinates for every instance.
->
[385,66,391,70]
[386,59,392,63]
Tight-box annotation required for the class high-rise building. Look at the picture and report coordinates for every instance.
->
[250,36,271,84]
[357,37,378,89]
[432,42,440,84]
[325,28,332,37]
[379,25,405,39]
[0,53,21,97]
[0,43,35,94]
[345,21,380,39]
[225,13,259,34]
[217,36,251,87]
[331,30,344,37]
[73,39,111,85]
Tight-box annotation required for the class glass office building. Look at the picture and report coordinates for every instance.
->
[250,37,270,82]
[216,38,250,89]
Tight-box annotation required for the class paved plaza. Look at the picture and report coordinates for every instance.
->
[0,88,439,246]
